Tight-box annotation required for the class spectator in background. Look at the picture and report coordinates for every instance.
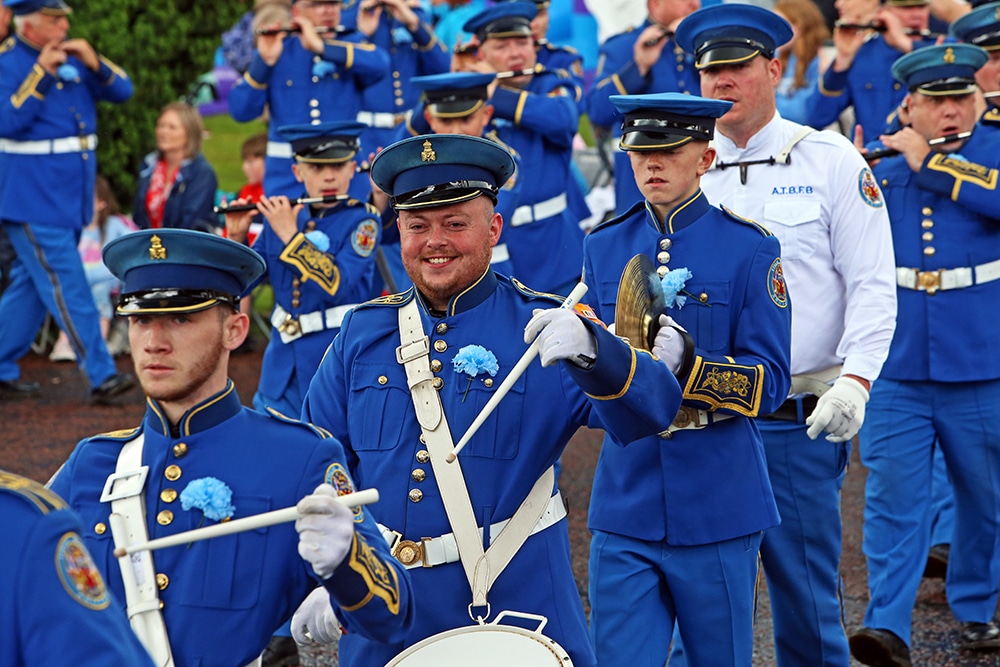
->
[134,102,220,233]
[775,0,832,125]
[431,0,486,51]
[49,176,137,363]
[238,132,268,204]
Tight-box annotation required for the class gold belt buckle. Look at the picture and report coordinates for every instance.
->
[671,406,702,429]
[916,270,942,295]
[391,536,427,567]
[279,313,301,335]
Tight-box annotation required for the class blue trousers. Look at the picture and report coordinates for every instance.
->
[859,379,1000,645]
[0,222,115,388]
[929,442,955,547]
[589,529,761,667]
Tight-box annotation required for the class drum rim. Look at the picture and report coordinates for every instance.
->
[385,622,572,665]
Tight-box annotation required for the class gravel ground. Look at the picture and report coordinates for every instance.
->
[3,348,1000,666]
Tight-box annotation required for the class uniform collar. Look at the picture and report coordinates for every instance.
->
[143,380,243,438]
[645,189,710,234]
[714,111,781,157]
[415,267,498,318]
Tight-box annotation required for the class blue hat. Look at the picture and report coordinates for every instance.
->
[103,229,266,315]
[4,0,71,16]
[412,72,496,118]
[370,134,516,210]
[277,121,365,163]
[891,44,988,95]
[610,93,733,151]
[674,5,792,70]
[463,2,537,42]
[950,2,1000,50]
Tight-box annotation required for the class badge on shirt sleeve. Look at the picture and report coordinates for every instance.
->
[768,258,788,309]
[858,168,884,208]
[352,219,378,258]
[325,462,364,523]
[56,532,111,610]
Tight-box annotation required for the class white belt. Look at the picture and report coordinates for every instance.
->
[271,302,357,343]
[491,243,509,264]
[378,492,566,570]
[510,193,568,227]
[659,405,734,439]
[0,134,97,154]
[266,141,293,159]
[896,258,1000,294]
[356,110,405,129]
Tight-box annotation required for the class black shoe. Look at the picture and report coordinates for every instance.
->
[90,372,136,404]
[923,543,950,579]
[0,378,40,399]
[849,627,912,667]
[959,621,1000,651]
[261,636,299,667]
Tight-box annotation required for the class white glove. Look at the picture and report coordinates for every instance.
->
[296,484,355,580]
[805,376,869,443]
[651,314,686,373]
[523,308,598,368]
[292,586,342,645]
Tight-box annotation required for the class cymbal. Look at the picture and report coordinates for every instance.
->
[614,254,664,351]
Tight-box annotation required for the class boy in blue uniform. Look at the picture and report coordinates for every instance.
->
[49,228,413,667]
[228,0,389,198]
[1,469,155,667]
[225,121,381,417]
[583,92,792,667]
[0,0,134,403]
[294,133,685,667]
[852,43,1000,665]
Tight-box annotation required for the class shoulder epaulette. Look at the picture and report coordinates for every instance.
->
[983,108,1000,126]
[0,36,14,55]
[590,199,645,235]
[510,277,565,305]
[485,130,520,160]
[89,426,142,441]
[720,204,773,237]
[265,407,333,439]
[0,470,67,514]
[357,287,415,309]
[363,201,380,216]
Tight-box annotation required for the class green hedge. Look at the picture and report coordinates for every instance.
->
[71,0,245,204]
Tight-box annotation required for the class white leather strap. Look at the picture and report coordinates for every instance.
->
[266,141,293,159]
[510,193,568,227]
[776,126,815,164]
[271,303,357,343]
[0,134,97,154]
[896,258,1000,292]
[357,110,405,128]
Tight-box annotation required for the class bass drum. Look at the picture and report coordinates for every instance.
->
[385,611,573,667]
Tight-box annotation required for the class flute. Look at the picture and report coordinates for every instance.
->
[643,30,674,47]
[864,131,972,162]
[255,25,345,36]
[214,193,349,214]
[833,21,941,38]
[496,67,540,80]
[984,91,1000,99]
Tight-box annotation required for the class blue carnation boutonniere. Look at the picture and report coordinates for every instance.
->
[57,63,80,82]
[660,267,695,309]
[180,478,236,543]
[452,344,499,402]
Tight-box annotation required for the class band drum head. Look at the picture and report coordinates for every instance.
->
[385,624,573,666]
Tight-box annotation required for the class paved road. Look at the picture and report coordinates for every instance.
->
[3,348,999,666]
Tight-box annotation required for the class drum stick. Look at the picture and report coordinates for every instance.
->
[445,282,589,464]
[112,488,379,557]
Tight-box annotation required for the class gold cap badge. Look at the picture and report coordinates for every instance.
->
[149,234,166,260]
[421,139,436,163]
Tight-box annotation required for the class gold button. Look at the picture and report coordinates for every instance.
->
[699,292,709,303]
[436,323,448,334]
[164,465,181,481]
[484,378,494,388]
[416,449,430,463]
[922,219,934,229]
[865,83,872,89]
[412,469,426,482]
[156,573,169,590]
[409,489,423,502]
[292,299,300,308]
[159,600,165,609]
[434,339,448,353]
[430,359,443,372]
[378,375,388,385]
[157,510,174,525]
[173,443,188,458]
[922,207,933,215]
[659,238,672,250]
[95,522,107,535]
[922,232,934,242]
[657,251,671,265]
[419,433,426,444]
[894,83,900,89]
[656,265,669,278]
[160,488,178,503]
[881,179,888,186]
[924,247,936,256]
[432,377,444,390]
[393,71,400,78]
[676,65,684,72]
[395,99,404,107]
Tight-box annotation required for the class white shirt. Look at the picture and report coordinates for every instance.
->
[701,112,897,381]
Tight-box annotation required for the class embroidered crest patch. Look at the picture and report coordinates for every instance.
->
[352,219,378,258]
[326,462,363,522]
[56,533,111,609]
[858,168,884,208]
[768,258,788,308]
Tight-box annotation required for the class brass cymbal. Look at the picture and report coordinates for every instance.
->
[614,254,664,351]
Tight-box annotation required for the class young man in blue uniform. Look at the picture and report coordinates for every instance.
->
[228,0,389,199]
[0,0,134,403]
[48,228,413,667]
[224,121,381,417]
[852,43,1000,665]
[674,6,897,665]
[586,0,700,215]
[294,133,685,667]
[1,469,155,667]
[583,92,791,667]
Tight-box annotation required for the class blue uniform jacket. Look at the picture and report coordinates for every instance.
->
[586,22,698,214]
[492,68,585,292]
[302,271,683,667]
[50,382,413,667]
[583,191,791,545]
[1,471,154,667]
[228,31,390,197]
[0,36,132,229]
[133,152,220,232]
[255,198,381,403]
[874,127,1000,382]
